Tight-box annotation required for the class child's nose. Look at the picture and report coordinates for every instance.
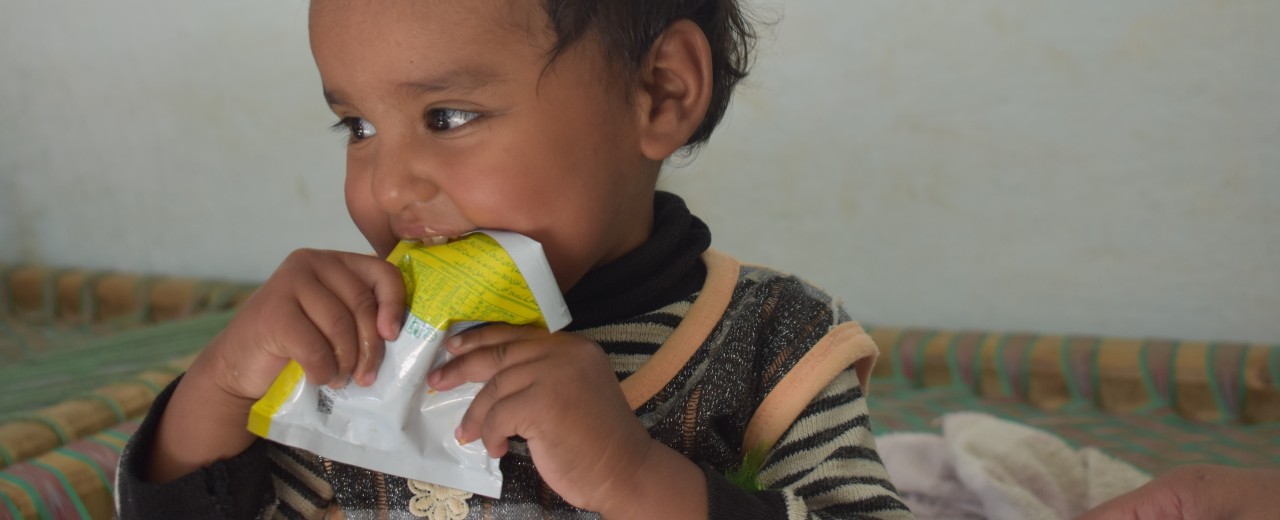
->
[369,136,439,214]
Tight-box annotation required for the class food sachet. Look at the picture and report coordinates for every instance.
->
[248,231,570,497]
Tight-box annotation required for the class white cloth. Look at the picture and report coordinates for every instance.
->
[877,412,1151,520]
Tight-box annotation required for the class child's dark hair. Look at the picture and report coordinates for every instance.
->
[543,0,757,148]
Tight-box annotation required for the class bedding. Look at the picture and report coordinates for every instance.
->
[0,266,1275,519]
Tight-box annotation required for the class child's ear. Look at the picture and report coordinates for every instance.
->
[635,19,713,161]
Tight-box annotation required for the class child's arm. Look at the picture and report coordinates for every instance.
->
[740,367,912,519]
[115,375,279,518]
[116,249,405,516]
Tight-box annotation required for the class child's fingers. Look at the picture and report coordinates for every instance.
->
[474,389,544,459]
[445,323,547,355]
[336,252,407,341]
[315,252,401,385]
[428,338,548,391]
[274,301,340,387]
[354,332,386,387]
[294,279,361,387]
[453,356,541,447]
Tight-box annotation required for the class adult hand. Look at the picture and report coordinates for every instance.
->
[1077,464,1280,520]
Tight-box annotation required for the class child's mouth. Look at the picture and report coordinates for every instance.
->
[408,234,463,246]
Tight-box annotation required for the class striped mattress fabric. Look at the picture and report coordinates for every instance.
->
[1,265,252,519]
[864,327,1280,475]
[2,261,1277,519]
[0,422,139,520]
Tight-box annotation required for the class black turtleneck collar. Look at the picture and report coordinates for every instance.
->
[562,191,711,330]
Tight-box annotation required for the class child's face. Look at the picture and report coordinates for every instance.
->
[310,0,659,291]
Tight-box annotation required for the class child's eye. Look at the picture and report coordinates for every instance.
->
[425,109,480,133]
[329,117,377,143]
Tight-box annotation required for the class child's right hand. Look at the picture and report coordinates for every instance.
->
[194,248,406,401]
[147,248,404,482]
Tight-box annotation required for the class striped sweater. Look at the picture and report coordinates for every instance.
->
[115,192,911,519]
[116,250,911,519]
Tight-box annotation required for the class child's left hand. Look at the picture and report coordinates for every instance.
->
[426,324,657,512]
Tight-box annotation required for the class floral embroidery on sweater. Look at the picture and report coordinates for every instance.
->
[407,480,473,519]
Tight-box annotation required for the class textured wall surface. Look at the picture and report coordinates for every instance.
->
[2,1,1278,342]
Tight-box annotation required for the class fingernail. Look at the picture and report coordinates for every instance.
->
[445,336,462,352]
[454,426,467,445]
[427,370,440,388]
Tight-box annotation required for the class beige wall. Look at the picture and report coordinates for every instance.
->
[2,1,1277,342]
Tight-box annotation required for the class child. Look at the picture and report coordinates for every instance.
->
[116,1,912,518]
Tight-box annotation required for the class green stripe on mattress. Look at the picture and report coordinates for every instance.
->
[912,331,937,388]
[0,487,20,520]
[1018,335,1037,398]
[98,429,131,445]
[1228,345,1249,422]
[1136,340,1165,411]
[5,415,69,444]
[0,472,52,520]
[0,311,231,414]
[80,393,126,423]
[86,437,125,454]
[1270,348,1280,402]
[1205,343,1229,423]
[130,377,164,396]
[28,460,91,519]
[945,333,963,389]
[1167,341,1180,414]
[994,335,1015,397]
[1058,337,1082,403]
[52,448,111,494]
[1088,337,1102,405]
[888,329,907,384]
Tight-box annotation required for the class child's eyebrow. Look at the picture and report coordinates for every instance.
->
[323,90,344,107]
[397,66,504,96]
[321,67,504,108]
